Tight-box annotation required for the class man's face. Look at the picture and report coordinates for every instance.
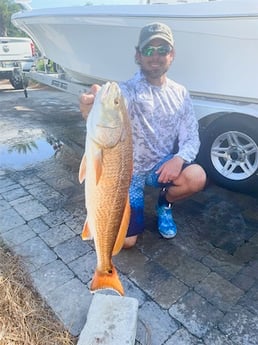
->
[136,38,174,82]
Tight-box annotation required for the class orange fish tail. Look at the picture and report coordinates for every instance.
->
[90,265,124,296]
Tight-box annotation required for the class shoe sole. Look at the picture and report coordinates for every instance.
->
[159,231,177,239]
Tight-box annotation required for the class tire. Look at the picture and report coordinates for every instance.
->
[9,69,28,90]
[197,115,258,192]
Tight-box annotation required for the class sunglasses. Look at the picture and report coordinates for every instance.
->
[140,45,172,57]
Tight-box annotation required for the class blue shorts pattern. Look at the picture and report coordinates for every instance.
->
[127,154,174,237]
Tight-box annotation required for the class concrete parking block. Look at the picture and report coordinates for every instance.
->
[78,294,138,345]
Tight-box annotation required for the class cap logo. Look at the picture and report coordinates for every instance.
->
[148,24,162,33]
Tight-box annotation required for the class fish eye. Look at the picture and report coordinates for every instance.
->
[114,97,119,105]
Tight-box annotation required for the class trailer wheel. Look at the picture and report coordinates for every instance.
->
[9,69,28,90]
[198,115,258,192]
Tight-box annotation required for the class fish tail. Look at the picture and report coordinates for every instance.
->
[90,264,124,296]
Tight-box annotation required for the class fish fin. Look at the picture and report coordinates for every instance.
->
[81,218,93,240]
[94,149,103,184]
[112,195,131,256]
[78,154,86,184]
[90,264,124,296]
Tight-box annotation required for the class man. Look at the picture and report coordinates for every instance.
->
[80,22,207,248]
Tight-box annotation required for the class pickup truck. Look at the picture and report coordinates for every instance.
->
[0,36,36,89]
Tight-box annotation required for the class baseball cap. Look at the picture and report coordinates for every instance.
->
[137,22,174,50]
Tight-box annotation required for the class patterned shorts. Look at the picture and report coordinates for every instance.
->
[126,154,189,237]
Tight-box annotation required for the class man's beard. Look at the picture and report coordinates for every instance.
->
[141,64,170,80]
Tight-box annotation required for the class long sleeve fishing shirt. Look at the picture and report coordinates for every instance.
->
[120,71,200,174]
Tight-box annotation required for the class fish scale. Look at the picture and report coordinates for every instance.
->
[79,81,133,296]
[89,137,131,271]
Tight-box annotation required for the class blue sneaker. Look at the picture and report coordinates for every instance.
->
[156,203,177,239]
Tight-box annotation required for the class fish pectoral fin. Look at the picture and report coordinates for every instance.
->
[94,149,103,184]
[78,154,87,184]
[81,218,93,240]
[90,264,124,296]
[112,195,131,256]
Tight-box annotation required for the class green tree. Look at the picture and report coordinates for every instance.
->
[0,0,23,37]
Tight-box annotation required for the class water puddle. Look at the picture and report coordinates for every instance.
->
[0,129,63,170]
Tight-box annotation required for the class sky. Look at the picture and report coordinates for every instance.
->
[29,0,143,9]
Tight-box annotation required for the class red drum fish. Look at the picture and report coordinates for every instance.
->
[79,82,133,296]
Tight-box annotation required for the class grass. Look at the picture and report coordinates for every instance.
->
[0,240,77,345]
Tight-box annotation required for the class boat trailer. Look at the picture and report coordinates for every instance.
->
[23,69,90,97]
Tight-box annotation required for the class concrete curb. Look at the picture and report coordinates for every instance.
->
[77,294,139,345]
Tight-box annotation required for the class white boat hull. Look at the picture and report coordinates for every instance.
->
[12,1,258,101]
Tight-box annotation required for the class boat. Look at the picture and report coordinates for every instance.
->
[11,1,258,195]
[12,0,258,101]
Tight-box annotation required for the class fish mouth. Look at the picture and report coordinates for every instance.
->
[100,81,120,101]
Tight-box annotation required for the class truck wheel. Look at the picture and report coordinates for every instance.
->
[9,70,28,90]
[198,115,258,192]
